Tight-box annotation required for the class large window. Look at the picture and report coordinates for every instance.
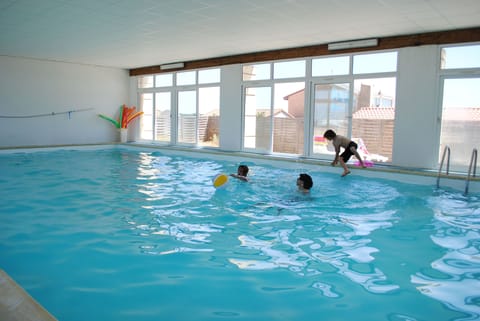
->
[311,52,397,162]
[243,60,305,155]
[138,68,220,147]
[439,44,480,171]
[242,54,397,160]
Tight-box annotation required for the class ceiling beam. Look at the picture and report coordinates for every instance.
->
[129,27,480,76]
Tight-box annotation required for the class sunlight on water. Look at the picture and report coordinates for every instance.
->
[411,191,480,318]
[0,148,479,321]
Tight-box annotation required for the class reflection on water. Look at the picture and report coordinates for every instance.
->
[131,151,404,296]
[1,149,479,321]
[412,191,480,318]
[131,151,480,318]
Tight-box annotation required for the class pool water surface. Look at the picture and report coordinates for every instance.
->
[0,147,479,321]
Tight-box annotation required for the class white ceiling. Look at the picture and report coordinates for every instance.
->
[0,0,479,70]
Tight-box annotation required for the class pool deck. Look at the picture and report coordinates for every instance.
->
[0,269,57,321]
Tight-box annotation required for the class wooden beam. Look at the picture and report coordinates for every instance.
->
[129,27,480,76]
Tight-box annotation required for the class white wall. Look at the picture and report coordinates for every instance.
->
[393,45,440,169]
[219,64,243,151]
[0,56,129,148]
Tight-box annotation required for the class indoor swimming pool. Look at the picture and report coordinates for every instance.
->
[0,146,479,321]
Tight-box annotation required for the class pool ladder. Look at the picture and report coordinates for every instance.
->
[436,146,478,195]
[436,145,450,189]
[465,148,477,195]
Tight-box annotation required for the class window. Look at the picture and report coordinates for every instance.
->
[155,74,173,87]
[139,93,153,140]
[177,71,196,86]
[154,92,171,142]
[312,83,350,155]
[242,59,306,155]
[243,63,270,81]
[177,90,197,144]
[312,56,350,77]
[311,52,397,162]
[198,87,220,147]
[440,78,480,171]
[274,60,306,79]
[199,69,220,84]
[138,68,221,147]
[439,44,480,171]
[272,82,305,154]
[441,44,480,69]
[243,86,272,152]
[351,78,396,162]
[138,76,153,88]
[353,52,397,74]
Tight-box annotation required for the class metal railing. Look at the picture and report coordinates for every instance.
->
[436,145,451,189]
[465,148,478,195]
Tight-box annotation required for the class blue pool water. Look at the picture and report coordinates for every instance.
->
[0,147,479,321]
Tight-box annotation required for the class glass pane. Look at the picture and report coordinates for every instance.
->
[177,90,197,144]
[312,56,350,76]
[244,87,272,151]
[139,93,153,140]
[351,77,396,162]
[272,82,305,155]
[441,45,480,69]
[243,63,270,81]
[198,87,220,147]
[199,68,220,84]
[155,74,173,87]
[138,76,153,88]
[353,52,397,74]
[440,78,480,171]
[154,92,171,142]
[177,71,196,86]
[312,83,349,156]
[274,60,306,79]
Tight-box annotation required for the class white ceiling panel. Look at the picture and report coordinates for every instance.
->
[0,0,478,69]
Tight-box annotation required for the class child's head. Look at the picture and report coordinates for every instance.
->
[237,165,249,176]
[297,173,313,190]
[323,129,336,140]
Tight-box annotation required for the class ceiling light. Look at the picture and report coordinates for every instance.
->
[160,62,185,70]
[328,38,378,50]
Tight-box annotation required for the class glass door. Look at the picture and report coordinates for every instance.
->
[177,90,197,145]
[154,92,172,143]
[243,86,272,153]
[311,82,350,156]
[439,77,480,171]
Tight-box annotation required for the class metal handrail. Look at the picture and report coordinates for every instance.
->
[465,148,478,195]
[436,145,451,188]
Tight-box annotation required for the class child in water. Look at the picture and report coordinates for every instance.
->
[230,165,249,182]
[297,173,313,193]
[323,129,365,177]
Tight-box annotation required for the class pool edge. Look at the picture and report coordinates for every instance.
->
[0,269,57,321]
[1,143,478,194]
